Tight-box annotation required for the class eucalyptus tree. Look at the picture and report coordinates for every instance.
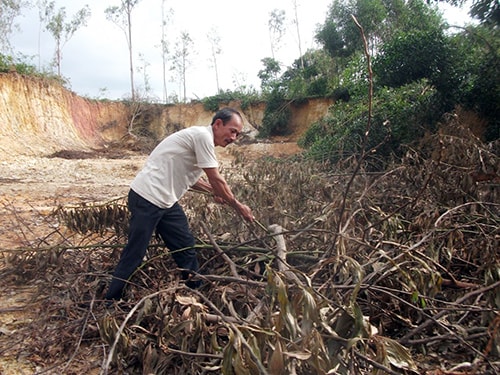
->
[268,9,286,60]
[160,0,173,103]
[207,27,222,94]
[291,0,304,69]
[105,0,143,101]
[43,1,91,76]
[170,31,193,102]
[0,0,30,53]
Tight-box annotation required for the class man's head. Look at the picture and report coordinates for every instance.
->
[211,107,243,147]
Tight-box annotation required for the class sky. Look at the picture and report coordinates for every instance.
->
[10,0,473,101]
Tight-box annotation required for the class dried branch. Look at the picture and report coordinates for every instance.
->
[400,280,500,344]
[201,221,239,278]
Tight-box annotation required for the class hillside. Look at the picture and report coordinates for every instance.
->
[0,73,332,158]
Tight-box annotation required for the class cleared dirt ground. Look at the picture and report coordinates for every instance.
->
[0,151,144,374]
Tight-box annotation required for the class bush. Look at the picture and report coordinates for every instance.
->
[373,25,500,127]
[467,53,500,140]
[280,49,336,99]
[0,53,37,75]
[202,89,261,112]
[451,27,500,141]
[258,89,292,138]
[374,29,448,87]
[299,80,439,166]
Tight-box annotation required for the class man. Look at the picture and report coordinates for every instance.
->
[105,107,254,302]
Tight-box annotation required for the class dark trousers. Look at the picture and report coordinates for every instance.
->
[105,189,198,300]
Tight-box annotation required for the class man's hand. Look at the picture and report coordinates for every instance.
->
[238,203,254,222]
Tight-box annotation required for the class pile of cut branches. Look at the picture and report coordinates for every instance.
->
[0,118,498,374]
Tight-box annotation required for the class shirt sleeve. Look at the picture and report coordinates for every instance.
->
[194,129,219,169]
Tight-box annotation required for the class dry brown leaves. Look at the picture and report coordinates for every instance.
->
[0,118,498,374]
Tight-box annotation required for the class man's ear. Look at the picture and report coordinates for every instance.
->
[213,118,224,129]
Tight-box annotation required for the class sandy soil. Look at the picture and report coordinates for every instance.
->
[0,152,148,374]
[0,153,145,247]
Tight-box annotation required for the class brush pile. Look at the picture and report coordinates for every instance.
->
[0,118,498,374]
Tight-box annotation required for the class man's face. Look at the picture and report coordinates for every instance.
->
[213,115,243,147]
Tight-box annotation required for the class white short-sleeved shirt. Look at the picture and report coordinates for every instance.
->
[130,125,219,208]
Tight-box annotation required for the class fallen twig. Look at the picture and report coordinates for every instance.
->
[400,280,500,344]
[201,222,239,277]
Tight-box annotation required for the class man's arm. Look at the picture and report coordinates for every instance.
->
[191,178,212,193]
[191,178,226,205]
[203,167,254,222]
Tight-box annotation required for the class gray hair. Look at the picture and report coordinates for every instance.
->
[211,107,242,125]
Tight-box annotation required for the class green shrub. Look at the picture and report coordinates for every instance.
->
[280,49,336,99]
[299,80,439,166]
[202,89,261,112]
[467,53,500,140]
[0,53,37,74]
[0,53,69,87]
[258,89,292,138]
[374,29,448,87]
[450,27,500,141]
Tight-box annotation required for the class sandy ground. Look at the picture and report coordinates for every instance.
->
[0,153,145,248]
[0,152,147,374]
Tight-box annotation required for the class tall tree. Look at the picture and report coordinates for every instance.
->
[37,0,46,70]
[137,52,151,95]
[160,0,173,103]
[0,0,30,53]
[316,0,442,59]
[268,9,286,60]
[105,0,142,101]
[469,0,499,25]
[170,31,193,102]
[207,27,222,93]
[291,0,304,69]
[43,1,91,76]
